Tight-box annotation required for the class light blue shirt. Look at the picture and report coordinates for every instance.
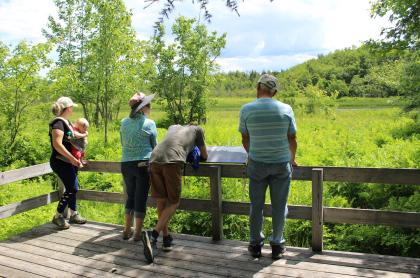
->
[239,98,297,163]
[120,114,157,162]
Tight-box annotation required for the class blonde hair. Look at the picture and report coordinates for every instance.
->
[75,118,89,129]
[51,102,65,116]
[52,96,76,116]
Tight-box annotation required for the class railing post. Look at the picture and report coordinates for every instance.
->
[210,165,223,241]
[311,168,324,252]
[57,178,69,218]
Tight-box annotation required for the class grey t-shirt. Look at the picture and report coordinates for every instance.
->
[150,125,205,163]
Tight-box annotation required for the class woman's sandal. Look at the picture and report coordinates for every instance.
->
[122,228,133,240]
[133,230,142,242]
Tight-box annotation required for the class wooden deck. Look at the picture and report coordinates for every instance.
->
[0,222,419,278]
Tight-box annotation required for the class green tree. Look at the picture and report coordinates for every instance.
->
[146,0,247,26]
[349,61,403,97]
[46,0,152,142]
[150,17,226,125]
[303,85,337,115]
[44,0,96,122]
[89,0,150,142]
[0,41,52,153]
[400,52,420,112]
[371,0,419,50]
[371,0,419,112]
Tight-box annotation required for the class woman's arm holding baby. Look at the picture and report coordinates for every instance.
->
[73,130,88,139]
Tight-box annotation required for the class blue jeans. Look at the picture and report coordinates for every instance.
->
[121,161,150,219]
[247,159,292,246]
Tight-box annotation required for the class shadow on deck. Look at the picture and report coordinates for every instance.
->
[0,221,419,278]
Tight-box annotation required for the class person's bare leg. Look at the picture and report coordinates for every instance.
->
[134,217,144,240]
[124,213,133,232]
[156,199,170,236]
[123,213,133,239]
[154,201,180,234]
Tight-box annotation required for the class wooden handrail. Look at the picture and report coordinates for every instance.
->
[2,161,420,186]
[0,163,52,186]
[1,161,420,253]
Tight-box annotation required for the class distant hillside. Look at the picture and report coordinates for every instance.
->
[211,45,410,99]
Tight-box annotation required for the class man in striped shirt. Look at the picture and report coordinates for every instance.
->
[239,73,298,260]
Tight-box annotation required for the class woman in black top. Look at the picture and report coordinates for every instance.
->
[50,96,86,229]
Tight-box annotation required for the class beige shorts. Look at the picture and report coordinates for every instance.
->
[150,162,183,204]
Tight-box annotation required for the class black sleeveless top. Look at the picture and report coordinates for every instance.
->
[49,118,73,163]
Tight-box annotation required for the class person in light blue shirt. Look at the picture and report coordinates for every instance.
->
[120,92,157,241]
[239,74,298,260]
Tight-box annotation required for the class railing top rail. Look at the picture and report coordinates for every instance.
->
[1,161,419,186]
[0,163,52,186]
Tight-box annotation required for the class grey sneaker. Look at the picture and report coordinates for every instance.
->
[52,214,70,229]
[69,212,87,224]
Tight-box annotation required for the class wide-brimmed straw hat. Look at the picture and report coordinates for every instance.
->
[129,92,155,118]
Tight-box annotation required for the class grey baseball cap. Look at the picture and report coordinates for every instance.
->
[257,74,279,93]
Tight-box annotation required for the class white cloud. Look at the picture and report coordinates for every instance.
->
[0,0,390,71]
[320,0,390,49]
[217,53,317,72]
[0,0,56,44]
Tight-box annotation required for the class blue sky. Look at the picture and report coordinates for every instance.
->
[0,0,390,72]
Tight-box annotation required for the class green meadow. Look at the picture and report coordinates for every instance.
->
[1,97,419,256]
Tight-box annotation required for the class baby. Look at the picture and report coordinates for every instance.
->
[57,118,89,164]
[70,118,89,162]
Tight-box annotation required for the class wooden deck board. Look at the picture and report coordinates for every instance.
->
[17,226,407,278]
[0,261,44,278]
[64,222,420,275]
[1,222,419,278]
[80,222,420,266]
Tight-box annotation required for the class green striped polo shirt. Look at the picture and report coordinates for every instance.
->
[238,98,297,163]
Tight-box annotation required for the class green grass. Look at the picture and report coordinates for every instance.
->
[0,178,55,240]
[335,97,407,108]
[210,96,406,111]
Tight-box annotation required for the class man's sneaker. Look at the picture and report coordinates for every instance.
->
[69,212,87,224]
[162,234,173,251]
[248,244,262,258]
[271,245,286,260]
[142,231,157,263]
[52,214,70,230]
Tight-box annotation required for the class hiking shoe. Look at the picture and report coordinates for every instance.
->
[122,228,133,240]
[271,245,286,260]
[248,244,262,258]
[69,212,87,224]
[52,214,70,230]
[162,234,173,251]
[142,231,157,263]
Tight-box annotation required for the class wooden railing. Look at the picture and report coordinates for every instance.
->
[1,161,420,252]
